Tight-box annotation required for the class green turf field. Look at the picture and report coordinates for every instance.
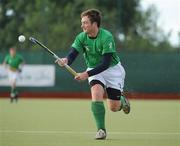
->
[0,99,179,146]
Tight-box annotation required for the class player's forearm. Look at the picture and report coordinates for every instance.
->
[87,53,112,77]
[2,61,8,68]
[66,47,79,65]
[18,62,25,72]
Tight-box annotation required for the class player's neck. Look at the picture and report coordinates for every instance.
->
[88,27,99,38]
[11,54,16,58]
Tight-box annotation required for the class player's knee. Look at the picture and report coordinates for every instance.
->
[90,80,105,101]
[108,101,120,112]
[109,106,119,112]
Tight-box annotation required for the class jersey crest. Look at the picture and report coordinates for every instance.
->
[84,45,90,52]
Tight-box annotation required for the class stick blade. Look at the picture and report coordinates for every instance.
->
[29,37,37,44]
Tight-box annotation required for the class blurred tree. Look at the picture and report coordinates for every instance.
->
[0,0,176,52]
[0,0,25,50]
[120,3,172,52]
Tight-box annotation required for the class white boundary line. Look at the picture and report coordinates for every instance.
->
[0,130,180,135]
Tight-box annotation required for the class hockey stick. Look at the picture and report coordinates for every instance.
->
[29,37,77,76]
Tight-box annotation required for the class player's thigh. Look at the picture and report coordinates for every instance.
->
[104,63,125,91]
[91,84,105,101]
[8,71,18,85]
[88,72,106,101]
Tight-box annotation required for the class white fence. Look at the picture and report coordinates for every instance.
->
[0,65,55,87]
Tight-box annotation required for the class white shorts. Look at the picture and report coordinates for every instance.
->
[88,62,126,92]
[8,70,19,83]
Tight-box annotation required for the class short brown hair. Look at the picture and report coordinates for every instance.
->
[81,9,102,27]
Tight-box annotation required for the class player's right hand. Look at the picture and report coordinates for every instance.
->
[55,58,68,67]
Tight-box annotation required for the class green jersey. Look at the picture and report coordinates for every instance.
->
[72,28,120,68]
[4,54,24,70]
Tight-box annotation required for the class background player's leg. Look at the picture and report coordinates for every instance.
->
[12,81,19,102]
[10,81,16,103]
[10,73,18,103]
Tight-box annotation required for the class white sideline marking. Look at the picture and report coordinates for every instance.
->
[0,130,180,135]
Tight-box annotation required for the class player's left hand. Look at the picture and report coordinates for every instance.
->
[75,72,89,81]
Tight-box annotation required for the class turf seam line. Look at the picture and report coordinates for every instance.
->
[0,130,180,135]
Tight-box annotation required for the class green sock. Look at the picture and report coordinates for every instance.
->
[91,101,105,130]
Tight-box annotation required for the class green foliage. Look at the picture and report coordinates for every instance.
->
[0,0,177,52]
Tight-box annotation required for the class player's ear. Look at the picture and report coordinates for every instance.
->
[92,21,98,27]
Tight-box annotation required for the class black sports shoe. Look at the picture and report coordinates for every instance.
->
[95,129,106,140]
[120,95,130,114]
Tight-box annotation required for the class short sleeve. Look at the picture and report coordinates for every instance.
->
[4,55,9,64]
[71,33,84,52]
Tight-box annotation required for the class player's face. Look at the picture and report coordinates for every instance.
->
[10,49,16,57]
[81,16,95,34]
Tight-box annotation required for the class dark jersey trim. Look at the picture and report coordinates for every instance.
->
[87,53,112,77]
[66,48,79,65]
[66,48,112,77]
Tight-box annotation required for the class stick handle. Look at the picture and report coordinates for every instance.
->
[64,64,78,76]
[54,54,77,76]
